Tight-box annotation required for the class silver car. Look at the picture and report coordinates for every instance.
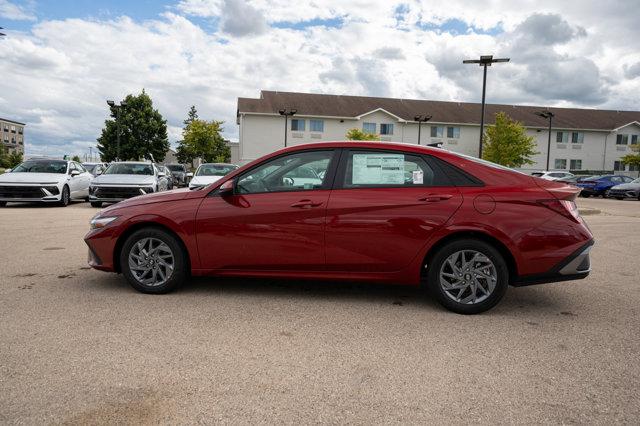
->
[607,178,640,200]
[88,162,168,207]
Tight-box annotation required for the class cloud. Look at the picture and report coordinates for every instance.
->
[1,1,640,157]
[220,0,268,36]
[0,0,36,21]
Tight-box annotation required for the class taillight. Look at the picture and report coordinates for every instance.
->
[538,199,580,222]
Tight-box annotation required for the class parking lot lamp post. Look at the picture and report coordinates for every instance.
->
[463,55,510,158]
[414,114,432,145]
[278,108,297,147]
[535,110,555,171]
[107,100,127,160]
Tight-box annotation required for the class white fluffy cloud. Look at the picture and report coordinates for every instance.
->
[0,0,639,157]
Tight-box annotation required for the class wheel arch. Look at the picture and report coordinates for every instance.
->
[421,231,518,285]
[113,222,191,273]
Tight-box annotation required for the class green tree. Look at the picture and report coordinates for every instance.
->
[6,151,23,168]
[176,106,199,165]
[72,155,81,163]
[621,144,640,175]
[181,119,230,164]
[0,148,7,169]
[346,128,380,141]
[482,112,538,168]
[97,89,169,162]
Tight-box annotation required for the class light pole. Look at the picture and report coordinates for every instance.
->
[278,108,297,147]
[463,55,510,158]
[535,110,555,171]
[107,100,127,160]
[414,114,432,145]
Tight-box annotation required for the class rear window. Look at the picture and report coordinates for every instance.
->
[104,163,153,175]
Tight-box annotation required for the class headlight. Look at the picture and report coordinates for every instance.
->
[89,215,119,230]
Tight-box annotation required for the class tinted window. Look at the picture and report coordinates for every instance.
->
[104,163,153,175]
[341,150,440,188]
[196,164,237,177]
[13,160,68,174]
[237,150,334,194]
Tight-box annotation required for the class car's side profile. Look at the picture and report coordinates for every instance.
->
[531,171,575,181]
[0,159,92,207]
[576,174,635,197]
[85,142,593,314]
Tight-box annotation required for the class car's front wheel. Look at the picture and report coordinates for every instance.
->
[427,239,509,314]
[58,185,70,207]
[120,227,188,294]
[90,201,102,208]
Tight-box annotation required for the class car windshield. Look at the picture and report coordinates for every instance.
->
[167,165,185,172]
[196,164,237,177]
[104,163,153,175]
[83,164,98,174]
[12,160,67,174]
[531,172,544,177]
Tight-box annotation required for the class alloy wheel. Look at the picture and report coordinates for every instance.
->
[128,237,175,287]
[439,250,497,304]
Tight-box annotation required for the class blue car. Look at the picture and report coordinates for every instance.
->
[577,175,635,197]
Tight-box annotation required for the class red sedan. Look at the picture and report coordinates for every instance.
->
[85,142,593,314]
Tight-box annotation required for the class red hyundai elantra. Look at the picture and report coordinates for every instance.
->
[85,142,593,314]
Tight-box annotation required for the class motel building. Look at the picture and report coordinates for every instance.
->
[236,91,640,174]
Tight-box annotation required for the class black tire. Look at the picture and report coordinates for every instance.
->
[119,227,188,294]
[615,197,624,200]
[426,239,509,314]
[58,185,70,207]
[90,201,102,208]
[582,193,590,198]
[0,201,6,207]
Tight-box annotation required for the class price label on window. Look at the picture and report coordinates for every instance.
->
[352,154,405,184]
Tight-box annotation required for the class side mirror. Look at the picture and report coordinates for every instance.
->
[186,172,194,178]
[4,168,11,173]
[95,169,103,176]
[71,170,80,177]
[218,179,234,196]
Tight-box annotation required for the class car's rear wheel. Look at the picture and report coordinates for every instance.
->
[427,239,509,314]
[0,201,6,207]
[90,201,102,208]
[58,185,70,207]
[120,227,188,294]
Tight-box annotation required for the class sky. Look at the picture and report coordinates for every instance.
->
[1,0,639,158]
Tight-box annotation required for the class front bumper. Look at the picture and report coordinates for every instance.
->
[512,240,593,286]
[0,184,61,203]
[607,189,640,198]
[89,185,154,203]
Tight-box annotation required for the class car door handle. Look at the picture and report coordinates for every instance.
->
[290,200,323,208]
[419,194,454,202]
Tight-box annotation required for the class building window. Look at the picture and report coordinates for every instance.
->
[556,131,569,143]
[570,159,582,170]
[430,126,443,138]
[631,135,638,145]
[309,119,324,132]
[629,164,639,172]
[291,119,305,131]
[554,159,567,169]
[571,132,584,143]
[18,127,23,134]
[447,127,460,138]
[616,134,629,145]
[380,123,394,135]
[614,161,625,171]
[363,122,376,133]
[10,125,16,133]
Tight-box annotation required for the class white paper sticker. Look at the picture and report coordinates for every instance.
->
[353,154,405,184]
[412,170,424,184]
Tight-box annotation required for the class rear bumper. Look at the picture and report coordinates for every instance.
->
[512,240,593,287]
[579,187,602,195]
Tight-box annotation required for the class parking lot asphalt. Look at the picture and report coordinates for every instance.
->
[1,198,639,424]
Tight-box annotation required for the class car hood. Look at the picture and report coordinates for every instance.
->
[0,172,66,184]
[611,182,640,190]
[92,174,156,185]
[190,175,223,186]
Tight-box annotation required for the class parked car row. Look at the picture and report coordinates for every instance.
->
[0,159,238,207]
[531,171,640,200]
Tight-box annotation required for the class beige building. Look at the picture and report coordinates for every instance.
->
[1,118,25,155]
[237,91,640,174]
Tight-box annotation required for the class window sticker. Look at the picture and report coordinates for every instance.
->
[412,170,424,185]
[352,154,405,184]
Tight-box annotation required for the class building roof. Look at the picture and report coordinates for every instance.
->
[0,117,26,125]
[237,91,640,131]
